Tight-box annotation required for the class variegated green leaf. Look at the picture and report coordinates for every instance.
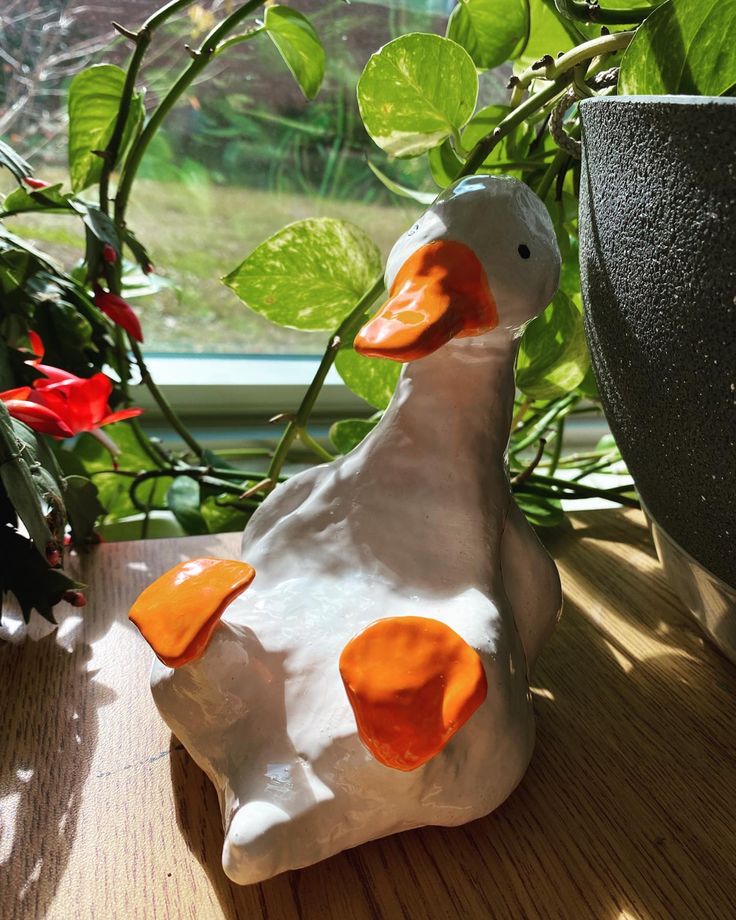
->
[335,346,401,409]
[223,218,382,331]
[357,34,478,158]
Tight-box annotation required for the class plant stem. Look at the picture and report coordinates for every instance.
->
[127,336,205,459]
[511,437,546,486]
[214,25,264,56]
[530,471,637,499]
[547,419,564,475]
[536,148,569,200]
[511,398,531,432]
[571,454,620,479]
[460,77,573,176]
[128,466,268,511]
[517,477,639,509]
[115,0,265,226]
[556,449,612,466]
[299,428,335,463]
[99,0,193,217]
[517,31,634,94]
[94,465,287,481]
[98,36,147,218]
[110,325,163,467]
[214,447,273,458]
[554,0,654,25]
[266,275,385,486]
[511,394,578,453]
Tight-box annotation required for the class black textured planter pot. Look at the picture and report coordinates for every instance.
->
[579,96,736,656]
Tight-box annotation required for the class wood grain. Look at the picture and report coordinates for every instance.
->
[1,511,735,920]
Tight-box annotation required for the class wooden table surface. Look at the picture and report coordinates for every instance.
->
[1,509,735,920]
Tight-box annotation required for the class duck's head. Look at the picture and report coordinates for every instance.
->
[354,175,560,362]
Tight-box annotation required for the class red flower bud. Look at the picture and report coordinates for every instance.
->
[24,176,50,190]
[93,287,144,342]
[46,542,62,567]
[102,243,118,264]
[63,590,87,608]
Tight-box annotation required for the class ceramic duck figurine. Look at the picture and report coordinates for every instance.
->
[129,175,563,885]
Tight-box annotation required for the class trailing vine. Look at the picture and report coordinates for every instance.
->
[1,0,734,617]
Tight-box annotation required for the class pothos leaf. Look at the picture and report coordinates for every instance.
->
[513,491,564,528]
[223,218,382,331]
[166,476,208,535]
[516,290,590,400]
[329,417,379,454]
[264,6,325,101]
[357,33,478,157]
[428,139,463,188]
[335,346,401,410]
[200,495,251,534]
[619,0,736,96]
[67,64,144,193]
[367,161,436,204]
[514,0,588,72]
[447,0,529,70]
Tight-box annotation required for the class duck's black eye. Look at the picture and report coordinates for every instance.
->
[518,244,530,259]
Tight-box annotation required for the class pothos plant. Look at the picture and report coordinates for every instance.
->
[1,0,734,621]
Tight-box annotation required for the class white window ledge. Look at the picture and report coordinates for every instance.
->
[133,353,608,450]
[134,354,368,423]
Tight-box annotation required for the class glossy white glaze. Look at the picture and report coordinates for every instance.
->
[148,176,563,885]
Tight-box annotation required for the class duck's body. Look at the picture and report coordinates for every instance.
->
[134,176,563,885]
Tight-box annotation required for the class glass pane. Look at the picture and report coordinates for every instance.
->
[1,0,465,354]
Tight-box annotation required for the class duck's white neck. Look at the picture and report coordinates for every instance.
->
[365,330,518,479]
[243,332,521,593]
[331,330,519,589]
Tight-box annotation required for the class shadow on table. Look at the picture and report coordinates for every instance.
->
[0,609,116,920]
[168,511,736,919]
[526,514,736,915]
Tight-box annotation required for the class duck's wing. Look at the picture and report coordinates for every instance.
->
[499,498,562,671]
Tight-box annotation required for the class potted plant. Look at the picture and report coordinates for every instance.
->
[577,0,736,659]
[1,0,732,630]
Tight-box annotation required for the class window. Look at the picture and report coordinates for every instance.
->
[1,0,457,358]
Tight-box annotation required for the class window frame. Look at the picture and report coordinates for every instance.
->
[135,353,607,450]
[135,352,369,425]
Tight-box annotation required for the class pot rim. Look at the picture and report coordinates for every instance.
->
[580,94,736,107]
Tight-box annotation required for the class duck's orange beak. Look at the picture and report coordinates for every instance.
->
[354,240,497,362]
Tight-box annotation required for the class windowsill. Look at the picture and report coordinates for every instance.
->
[134,353,609,450]
[134,353,369,422]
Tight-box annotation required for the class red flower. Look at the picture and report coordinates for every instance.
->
[24,176,50,190]
[0,386,74,438]
[21,332,77,383]
[30,372,142,439]
[102,244,118,264]
[2,335,142,452]
[94,287,143,342]
[26,330,44,361]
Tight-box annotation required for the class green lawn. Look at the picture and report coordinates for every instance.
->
[8,176,421,353]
